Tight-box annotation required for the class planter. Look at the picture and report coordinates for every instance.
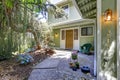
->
[72,54,77,60]
[69,62,74,68]
[72,66,77,71]
[75,62,80,69]
[81,66,90,73]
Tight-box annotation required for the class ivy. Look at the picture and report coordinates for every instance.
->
[5,0,13,9]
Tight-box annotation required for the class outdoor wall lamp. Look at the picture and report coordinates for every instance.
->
[104,9,112,21]
[55,33,58,37]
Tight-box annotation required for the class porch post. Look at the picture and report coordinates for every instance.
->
[97,0,102,79]
[97,0,117,80]
[117,0,120,79]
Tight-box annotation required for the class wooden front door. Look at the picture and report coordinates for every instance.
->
[66,30,73,49]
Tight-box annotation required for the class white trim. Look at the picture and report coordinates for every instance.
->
[117,0,120,79]
[60,30,65,49]
[49,19,95,27]
[73,28,80,50]
[97,0,102,80]
[93,19,97,77]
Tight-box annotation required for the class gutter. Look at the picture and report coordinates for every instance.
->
[49,19,95,29]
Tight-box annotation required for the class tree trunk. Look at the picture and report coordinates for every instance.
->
[30,30,41,49]
[27,29,41,49]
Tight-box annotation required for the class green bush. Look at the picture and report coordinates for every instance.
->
[72,54,77,60]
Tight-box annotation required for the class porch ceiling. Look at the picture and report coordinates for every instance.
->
[75,0,96,19]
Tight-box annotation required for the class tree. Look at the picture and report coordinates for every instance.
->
[0,0,48,49]
[0,0,67,49]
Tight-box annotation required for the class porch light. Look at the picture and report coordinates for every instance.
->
[55,33,58,37]
[104,9,112,21]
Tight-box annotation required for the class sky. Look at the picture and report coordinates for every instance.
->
[49,0,63,4]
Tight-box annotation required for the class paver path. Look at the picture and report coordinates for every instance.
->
[28,50,95,80]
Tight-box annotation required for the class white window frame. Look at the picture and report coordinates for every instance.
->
[80,26,94,37]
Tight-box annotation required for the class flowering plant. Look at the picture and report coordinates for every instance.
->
[71,51,78,60]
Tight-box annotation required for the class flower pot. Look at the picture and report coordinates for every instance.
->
[75,62,80,69]
[72,54,77,60]
[81,66,90,73]
[69,62,74,68]
[72,67,77,71]
[76,64,80,69]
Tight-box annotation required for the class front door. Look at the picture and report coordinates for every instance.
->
[66,30,73,49]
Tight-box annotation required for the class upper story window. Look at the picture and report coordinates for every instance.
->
[54,4,69,19]
[61,5,69,17]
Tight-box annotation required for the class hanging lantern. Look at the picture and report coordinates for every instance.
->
[55,33,58,38]
[104,9,112,21]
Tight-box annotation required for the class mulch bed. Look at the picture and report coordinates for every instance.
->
[0,48,55,80]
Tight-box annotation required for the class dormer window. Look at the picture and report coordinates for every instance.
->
[61,4,69,17]
[54,4,69,19]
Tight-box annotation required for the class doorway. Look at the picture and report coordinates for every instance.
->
[66,30,73,49]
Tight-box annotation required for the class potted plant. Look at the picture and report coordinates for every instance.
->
[69,62,74,68]
[75,62,80,69]
[71,51,78,60]
[72,64,77,71]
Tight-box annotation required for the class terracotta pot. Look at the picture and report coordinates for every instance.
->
[69,62,75,68]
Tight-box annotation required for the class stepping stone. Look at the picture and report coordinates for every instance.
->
[33,57,60,69]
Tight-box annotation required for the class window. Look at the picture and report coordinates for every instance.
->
[74,29,78,40]
[81,27,93,36]
[62,30,65,40]
[54,4,69,19]
[61,5,69,16]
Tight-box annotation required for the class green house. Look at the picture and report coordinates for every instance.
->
[48,0,120,79]
[48,0,95,50]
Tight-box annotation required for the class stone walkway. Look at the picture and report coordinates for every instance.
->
[28,50,96,80]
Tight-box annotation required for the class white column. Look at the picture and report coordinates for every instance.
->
[117,0,120,79]
[94,20,97,77]
[97,0,102,79]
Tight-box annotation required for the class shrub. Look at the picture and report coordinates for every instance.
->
[17,53,34,65]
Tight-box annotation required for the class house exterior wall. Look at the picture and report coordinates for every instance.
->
[53,29,60,48]
[79,24,95,48]
[97,0,117,79]
[53,24,94,50]
[48,1,81,24]
[80,37,94,46]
